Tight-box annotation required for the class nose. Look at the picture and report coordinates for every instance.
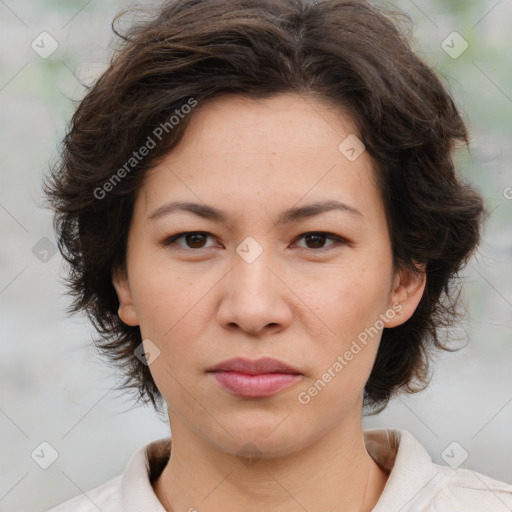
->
[216,249,293,336]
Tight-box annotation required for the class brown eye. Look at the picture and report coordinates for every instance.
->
[184,233,208,248]
[163,231,216,250]
[304,233,327,249]
[294,232,345,251]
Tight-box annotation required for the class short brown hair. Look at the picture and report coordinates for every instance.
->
[44,0,485,415]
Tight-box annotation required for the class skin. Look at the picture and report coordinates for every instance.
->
[112,92,426,512]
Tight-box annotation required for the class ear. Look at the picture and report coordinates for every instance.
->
[385,263,426,328]
[112,266,139,327]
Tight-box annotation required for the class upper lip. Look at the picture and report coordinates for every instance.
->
[207,357,302,375]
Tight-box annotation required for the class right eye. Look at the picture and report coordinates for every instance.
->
[162,231,218,250]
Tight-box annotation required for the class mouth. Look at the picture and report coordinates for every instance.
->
[206,357,303,398]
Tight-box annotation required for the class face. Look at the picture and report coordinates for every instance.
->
[113,92,425,457]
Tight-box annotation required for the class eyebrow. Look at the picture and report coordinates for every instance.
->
[147,199,363,225]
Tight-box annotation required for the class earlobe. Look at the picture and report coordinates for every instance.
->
[385,264,426,328]
[112,266,140,327]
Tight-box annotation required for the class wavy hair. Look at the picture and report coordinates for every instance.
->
[44,0,485,415]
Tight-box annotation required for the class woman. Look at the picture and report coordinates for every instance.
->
[44,0,512,510]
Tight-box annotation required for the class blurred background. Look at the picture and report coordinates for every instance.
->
[0,0,511,510]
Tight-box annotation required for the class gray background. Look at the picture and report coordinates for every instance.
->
[0,0,511,511]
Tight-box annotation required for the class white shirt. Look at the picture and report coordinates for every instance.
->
[46,428,512,511]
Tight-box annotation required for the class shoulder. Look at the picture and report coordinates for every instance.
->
[45,474,122,512]
[365,428,512,511]
[426,463,512,511]
[43,437,171,512]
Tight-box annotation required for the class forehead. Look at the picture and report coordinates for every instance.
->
[166,92,361,163]
[137,92,382,223]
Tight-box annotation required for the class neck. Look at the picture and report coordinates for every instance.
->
[153,417,389,512]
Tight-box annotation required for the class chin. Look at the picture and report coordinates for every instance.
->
[215,435,305,460]
[204,416,313,460]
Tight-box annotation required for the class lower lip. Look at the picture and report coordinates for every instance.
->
[209,371,302,398]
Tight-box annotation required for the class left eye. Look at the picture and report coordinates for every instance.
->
[293,232,343,250]
[163,231,344,251]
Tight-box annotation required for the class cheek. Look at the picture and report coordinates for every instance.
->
[132,268,208,401]
[296,272,388,412]
[128,258,220,382]
[133,273,181,332]
[321,263,392,332]
[128,242,209,331]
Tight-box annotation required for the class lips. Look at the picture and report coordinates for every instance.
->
[207,357,302,375]
[207,357,302,398]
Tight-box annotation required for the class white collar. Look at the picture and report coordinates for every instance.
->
[119,428,430,511]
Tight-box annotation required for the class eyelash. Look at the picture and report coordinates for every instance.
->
[162,231,349,253]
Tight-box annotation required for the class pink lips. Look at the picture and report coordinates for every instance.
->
[207,357,302,398]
